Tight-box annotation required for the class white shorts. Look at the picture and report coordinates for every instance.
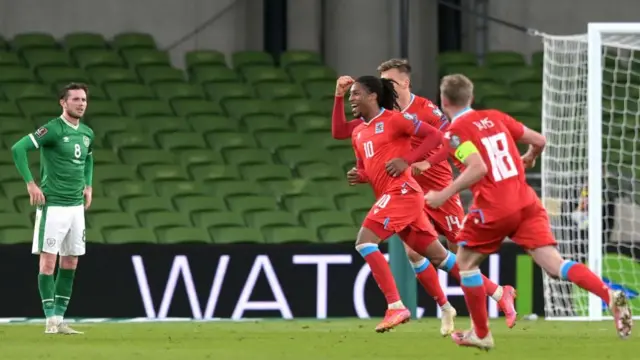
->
[32,205,86,256]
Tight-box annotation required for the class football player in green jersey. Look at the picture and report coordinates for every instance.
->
[11,83,94,335]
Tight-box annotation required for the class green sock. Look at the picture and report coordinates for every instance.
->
[38,274,55,318]
[53,269,76,317]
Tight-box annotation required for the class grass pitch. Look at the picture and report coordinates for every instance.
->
[0,318,634,359]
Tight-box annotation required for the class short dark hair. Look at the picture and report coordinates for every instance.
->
[377,58,412,74]
[59,83,89,100]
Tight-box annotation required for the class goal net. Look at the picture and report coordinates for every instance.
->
[541,24,640,320]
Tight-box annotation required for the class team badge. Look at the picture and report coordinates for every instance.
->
[449,134,461,149]
[35,127,48,138]
[83,136,90,147]
[375,122,384,134]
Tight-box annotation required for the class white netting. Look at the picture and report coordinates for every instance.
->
[541,32,640,319]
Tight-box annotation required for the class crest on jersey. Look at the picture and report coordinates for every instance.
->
[63,136,69,143]
[449,134,461,149]
[34,127,48,138]
[83,136,90,148]
[375,122,384,134]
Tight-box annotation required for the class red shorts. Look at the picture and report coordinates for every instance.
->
[455,199,557,254]
[424,193,465,243]
[362,187,438,243]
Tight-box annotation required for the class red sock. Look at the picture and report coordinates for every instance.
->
[415,263,448,307]
[461,270,490,338]
[449,263,500,298]
[566,263,611,304]
[362,249,401,304]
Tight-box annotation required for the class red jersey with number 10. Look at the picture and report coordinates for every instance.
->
[352,109,423,198]
[445,109,537,222]
[403,95,453,191]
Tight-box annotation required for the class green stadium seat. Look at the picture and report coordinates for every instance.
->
[255,82,305,100]
[437,51,477,69]
[473,82,511,104]
[139,164,189,182]
[0,229,34,244]
[278,148,328,169]
[240,164,292,182]
[0,151,13,164]
[301,210,354,233]
[0,101,21,116]
[297,162,344,181]
[0,52,22,66]
[531,51,544,68]
[121,99,174,117]
[138,211,191,229]
[22,49,71,69]
[0,117,32,136]
[94,164,138,183]
[489,66,540,85]
[223,99,276,120]
[245,210,298,229]
[37,67,89,85]
[255,132,304,152]
[139,116,191,136]
[153,83,205,101]
[283,195,336,216]
[511,82,543,101]
[192,211,244,228]
[0,196,16,213]
[103,228,157,244]
[89,116,140,137]
[189,164,240,182]
[12,33,57,52]
[280,50,322,68]
[232,51,275,70]
[273,99,322,119]
[2,83,53,101]
[0,66,37,83]
[243,114,290,133]
[155,180,208,199]
[173,195,228,215]
[319,226,357,243]
[185,50,227,70]
[178,149,225,167]
[335,194,372,213]
[242,66,290,84]
[227,195,280,215]
[107,132,156,153]
[63,33,108,52]
[263,226,316,243]
[157,132,207,151]
[483,98,537,117]
[224,148,272,165]
[86,99,123,117]
[172,99,223,117]
[288,65,337,83]
[90,66,141,87]
[315,180,360,199]
[204,82,254,103]
[484,51,526,67]
[190,66,240,84]
[85,228,104,244]
[209,180,265,199]
[139,66,186,85]
[157,227,211,244]
[103,180,155,200]
[0,167,22,186]
[104,83,155,102]
[207,132,258,152]
[187,115,240,134]
[122,49,171,69]
[74,49,125,70]
[0,37,6,50]
[112,32,157,50]
[18,99,61,119]
[210,226,264,244]
[261,179,320,200]
[87,212,139,231]
[304,80,335,100]
[292,115,330,134]
[85,197,122,214]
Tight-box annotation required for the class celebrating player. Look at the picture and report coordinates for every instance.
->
[414,74,633,349]
[333,59,516,335]
[11,83,94,335]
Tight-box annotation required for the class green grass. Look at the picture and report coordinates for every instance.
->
[0,318,635,359]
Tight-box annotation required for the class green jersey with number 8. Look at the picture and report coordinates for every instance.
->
[29,117,94,206]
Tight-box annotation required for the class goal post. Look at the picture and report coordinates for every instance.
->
[540,22,640,321]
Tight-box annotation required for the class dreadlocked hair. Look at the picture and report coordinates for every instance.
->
[356,75,400,111]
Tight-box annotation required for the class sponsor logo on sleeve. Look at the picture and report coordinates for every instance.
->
[34,127,48,138]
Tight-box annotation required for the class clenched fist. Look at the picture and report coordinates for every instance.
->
[335,76,355,97]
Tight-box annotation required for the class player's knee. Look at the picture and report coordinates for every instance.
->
[38,253,57,274]
[59,255,78,270]
[405,248,424,263]
[355,225,381,246]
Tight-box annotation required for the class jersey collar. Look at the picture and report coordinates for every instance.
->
[451,107,473,123]
[60,115,80,130]
[400,93,416,113]
[361,108,385,125]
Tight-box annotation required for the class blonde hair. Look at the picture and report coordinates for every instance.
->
[377,58,412,74]
[440,74,474,106]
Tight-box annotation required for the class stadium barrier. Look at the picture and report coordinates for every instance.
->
[0,242,545,319]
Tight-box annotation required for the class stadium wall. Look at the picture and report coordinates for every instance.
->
[486,0,640,57]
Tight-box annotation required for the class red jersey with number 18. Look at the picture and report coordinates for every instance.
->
[352,109,422,198]
[445,108,537,222]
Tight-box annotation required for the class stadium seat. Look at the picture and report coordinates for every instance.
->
[139,66,186,85]
[207,132,258,152]
[154,83,205,101]
[283,195,335,217]
[242,66,290,84]
[319,226,357,243]
[3,83,53,101]
[255,132,304,152]
[278,148,327,168]
[0,66,37,83]
[335,194,374,213]
[187,114,239,134]
[173,195,228,215]
[232,51,275,70]
[140,116,191,135]
[255,82,305,100]
[191,66,240,84]
[85,228,105,244]
[185,50,227,69]
[139,164,189,182]
[437,51,477,69]
[178,149,225,167]
[0,228,34,245]
[280,50,322,68]
[12,33,57,52]
[63,33,108,52]
[245,210,298,229]
[204,82,254,103]
[87,212,139,231]
[104,83,155,102]
[297,162,344,181]
[0,196,16,213]
[107,132,156,153]
[138,211,192,229]
[86,197,122,214]
[121,49,170,70]
[210,226,265,244]
[210,180,265,199]
[120,149,176,168]
[288,65,337,83]
[157,227,211,244]
[484,51,526,67]
[112,32,157,50]
[301,210,355,234]
[37,67,90,85]
[103,228,157,244]
[262,226,316,243]
[223,99,276,120]
[240,164,292,182]
[189,164,241,182]
[23,49,72,69]
[103,180,155,200]
[192,211,244,229]
[304,80,335,100]
[155,180,208,199]
[0,214,29,231]
[122,99,174,117]
[224,148,272,165]
[227,195,279,214]
[0,101,22,116]
[261,179,320,200]
[172,99,223,117]
[157,132,207,151]
[74,49,125,70]
[0,52,22,66]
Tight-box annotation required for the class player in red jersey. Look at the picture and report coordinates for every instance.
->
[332,59,516,335]
[348,75,456,333]
[413,74,633,350]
